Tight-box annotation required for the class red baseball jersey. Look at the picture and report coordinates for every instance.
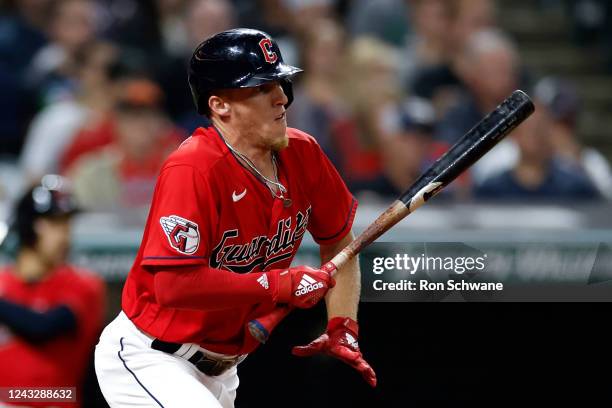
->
[122,126,357,355]
[0,265,106,407]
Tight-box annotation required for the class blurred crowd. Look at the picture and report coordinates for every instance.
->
[2,0,612,216]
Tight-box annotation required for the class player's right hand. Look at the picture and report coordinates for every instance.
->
[270,266,335,309]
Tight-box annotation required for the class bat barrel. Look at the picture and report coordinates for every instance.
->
[400,90,534,206]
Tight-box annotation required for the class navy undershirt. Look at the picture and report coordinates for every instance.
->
[0,299,77,343]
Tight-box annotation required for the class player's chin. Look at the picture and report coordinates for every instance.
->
[268,122,288,151]
[43,246,69,267]
[270,134,289,151]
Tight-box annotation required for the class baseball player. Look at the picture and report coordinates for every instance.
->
[94,28,376,408]
[0,175,106,407]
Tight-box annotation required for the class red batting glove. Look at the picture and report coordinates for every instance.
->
[292,317,377,387]
[270,266,335,309]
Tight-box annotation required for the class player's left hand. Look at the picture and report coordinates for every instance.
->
[291,317,377,387]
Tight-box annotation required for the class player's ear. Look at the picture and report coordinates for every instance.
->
[209,95,231,117]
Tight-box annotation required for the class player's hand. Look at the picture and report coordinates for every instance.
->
[292,317,377,387]
[271,266,335,309]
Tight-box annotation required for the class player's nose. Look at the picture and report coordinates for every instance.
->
[273,82,289,106]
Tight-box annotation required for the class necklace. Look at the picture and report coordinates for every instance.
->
[222,136,292,208]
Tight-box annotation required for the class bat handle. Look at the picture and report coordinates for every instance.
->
[247,261,338,343]
[247,306,291,343]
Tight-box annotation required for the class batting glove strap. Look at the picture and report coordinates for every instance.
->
[275,269,292,304]
[270,266,334,308]
[327,317,359,342]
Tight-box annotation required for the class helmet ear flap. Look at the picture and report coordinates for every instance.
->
[280,79,294,108]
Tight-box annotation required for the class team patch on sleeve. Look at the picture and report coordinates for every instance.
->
[160,215,200,255]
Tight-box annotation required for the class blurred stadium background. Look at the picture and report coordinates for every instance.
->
[2,0,612,406]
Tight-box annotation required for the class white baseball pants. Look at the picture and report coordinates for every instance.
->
[95,312,240,408]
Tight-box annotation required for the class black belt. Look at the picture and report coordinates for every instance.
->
[151,339,242,376]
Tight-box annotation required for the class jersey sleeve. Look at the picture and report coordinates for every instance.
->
[306,140,358,245]
[141,164,217,267]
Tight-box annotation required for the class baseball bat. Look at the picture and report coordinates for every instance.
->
[247,89,535,343]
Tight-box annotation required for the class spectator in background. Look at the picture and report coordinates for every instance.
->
[535,76,612,199]
[1,0,50,45]
[436,29,522,184]
[382,96,470,198]
[58,54,163,175]
[475,108,600,201]
[156,0,237,131]
[401,0,454,87]
[281,0,336,36]
[26,0,99,106]
[568,0,611,69]
[0,175,106,407]
[156,0,191,58]
[67,78,183,210]
[450,0,497,49]
[184,0,236,52]
[335,36,402,195]
[383,97,437,195]
[288,18,348,163]
[19,41,119,187]
[101,0,163,57]
[346,0,410,47]
[409,0,497,107]
[0,0,49,156]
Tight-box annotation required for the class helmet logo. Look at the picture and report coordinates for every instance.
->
[258,38,278,64]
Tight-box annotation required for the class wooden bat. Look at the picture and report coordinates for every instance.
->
[247,89,535,343]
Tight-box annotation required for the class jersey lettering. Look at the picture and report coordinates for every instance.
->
[211,207,310,272]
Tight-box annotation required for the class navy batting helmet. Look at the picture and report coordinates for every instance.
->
[188,28,303,115]
[15,175,79,248]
